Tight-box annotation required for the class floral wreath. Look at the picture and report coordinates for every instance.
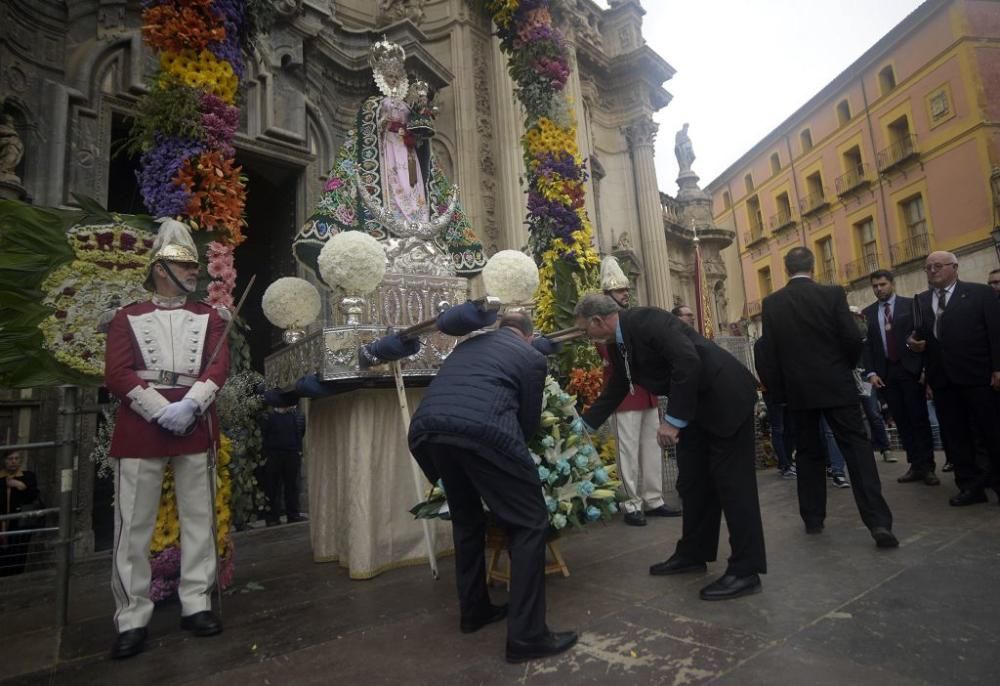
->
[39,223,154,377]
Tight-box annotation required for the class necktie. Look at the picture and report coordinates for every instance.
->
[883,302,899,361]
[934,289,948,339]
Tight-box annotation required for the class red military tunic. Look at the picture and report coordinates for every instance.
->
[105,299,229,457]
[595,342,658,412]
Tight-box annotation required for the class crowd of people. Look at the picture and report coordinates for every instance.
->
[97,213,998,665]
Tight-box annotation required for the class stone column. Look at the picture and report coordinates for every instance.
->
[626,116,673,308]
[490,35,528,252]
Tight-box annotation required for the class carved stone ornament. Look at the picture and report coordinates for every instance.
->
[614,231,634,252]
[625,117,658,149]
[0,114,25,183]
[274,0,305,18]
[378,0,427,27]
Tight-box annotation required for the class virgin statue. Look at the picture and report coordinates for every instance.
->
[293,39,486,281]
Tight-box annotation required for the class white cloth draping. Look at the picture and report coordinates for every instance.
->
[306,388,453,579]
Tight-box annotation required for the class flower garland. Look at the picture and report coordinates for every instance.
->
[131,0,266,251]
[476,0,601,333]
[148,434,236,602]
[132,0,271,603]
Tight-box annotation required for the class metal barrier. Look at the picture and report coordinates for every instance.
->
[1,385,79,628]
[0,507,59,575]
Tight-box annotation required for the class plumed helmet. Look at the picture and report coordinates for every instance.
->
[600,256,629,291]
[143,218,200,291]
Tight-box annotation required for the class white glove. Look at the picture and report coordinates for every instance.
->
[154,398,198,434]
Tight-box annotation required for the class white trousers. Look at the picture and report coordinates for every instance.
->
[612,408,665,512]
[112,453,216,631]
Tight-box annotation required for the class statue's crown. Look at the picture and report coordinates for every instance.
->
[369,39,405,72]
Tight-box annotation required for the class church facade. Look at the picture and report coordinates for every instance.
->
[0,0,738,552]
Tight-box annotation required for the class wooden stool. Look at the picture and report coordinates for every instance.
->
[485,526,570,589]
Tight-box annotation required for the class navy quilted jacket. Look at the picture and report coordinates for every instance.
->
[408,327,548,484]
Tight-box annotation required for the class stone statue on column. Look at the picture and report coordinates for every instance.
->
[674,123,695,175]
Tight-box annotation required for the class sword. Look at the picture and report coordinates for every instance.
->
[205,274,257,370]
[187,275,257,614]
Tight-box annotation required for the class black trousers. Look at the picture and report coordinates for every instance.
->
[264,449,302,521]
[673,416,767,577]
[932,384,1000,492]
[884,361,935,472]
[430,444,549,642]
[791,405,893,530]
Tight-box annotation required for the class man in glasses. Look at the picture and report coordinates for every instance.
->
[575,294,766,601]
[908,251,1000,506]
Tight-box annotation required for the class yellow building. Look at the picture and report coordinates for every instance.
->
[707,0,1000,326]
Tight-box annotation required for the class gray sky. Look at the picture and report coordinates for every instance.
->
[621,0,926,193]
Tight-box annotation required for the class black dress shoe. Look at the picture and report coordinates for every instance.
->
[506,630,578,664]
[699,573,762,601]
[623,511,647,527]
[460,603,507,634]
[180,610,223,636]
[645,505,682,517]
[923,471,941,486]
[897,468,927,483]
[870,527,899,548]
[804,521,824,534]
[111,627,147,660]
[949,490,987,507]
[649,555,707,576]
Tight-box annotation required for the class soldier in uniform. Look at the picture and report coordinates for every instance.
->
[104,219,229,659]
[596,257,680,526]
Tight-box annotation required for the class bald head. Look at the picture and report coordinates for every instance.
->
[924,251,959,289]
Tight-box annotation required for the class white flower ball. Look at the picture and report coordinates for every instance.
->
[261,277,322,329]
[482,250,540,304]
[317,230,387,293]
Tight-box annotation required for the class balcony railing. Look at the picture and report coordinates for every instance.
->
[835,163,872,195]
[768,208,796,231]
[660,192,682,224]
[876,134,918,171]
[743,225,767,248]
[799,191,828,215]
[745,300,762,318]
[844,252,883,281]
[889,232,931,265]
[816,267,838,285]
[776,227,800,246]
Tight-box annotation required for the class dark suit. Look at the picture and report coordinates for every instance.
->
[760,277,893,532]
[409,328,548,642]
[912,281,1000,493]
[862,296,934,473]
[582,308,766,577]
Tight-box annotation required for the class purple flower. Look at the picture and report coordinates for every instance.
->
[209,0,246,78]
[201,92,239,155]
[137,135,201,217]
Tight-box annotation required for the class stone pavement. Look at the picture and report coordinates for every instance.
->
[1,456,998,686]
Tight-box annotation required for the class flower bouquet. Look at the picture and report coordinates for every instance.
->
[411,375,622,531]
